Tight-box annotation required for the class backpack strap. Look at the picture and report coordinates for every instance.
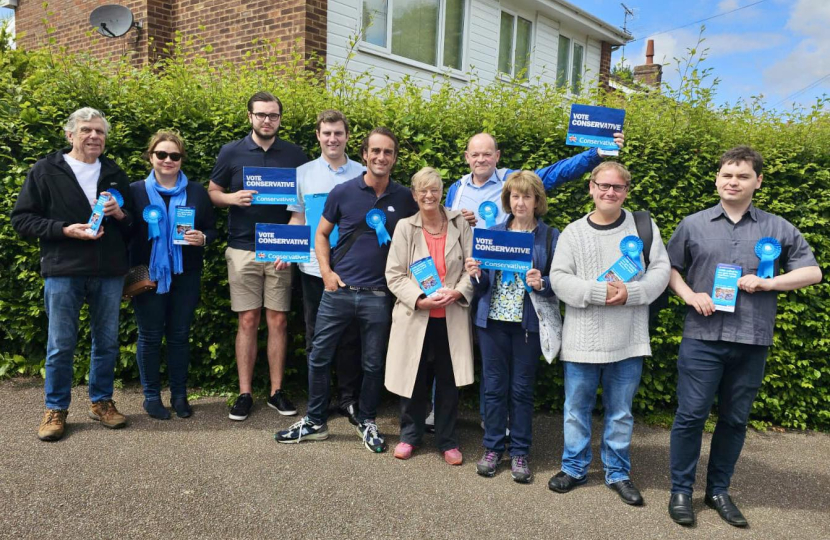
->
[633,210,653,268]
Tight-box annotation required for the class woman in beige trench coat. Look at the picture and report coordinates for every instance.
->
[385,167,475,465]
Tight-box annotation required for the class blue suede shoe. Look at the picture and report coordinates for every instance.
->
[143,399,171,420]
[171,396,192,418]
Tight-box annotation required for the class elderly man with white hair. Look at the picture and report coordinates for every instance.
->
[12,107,134,441]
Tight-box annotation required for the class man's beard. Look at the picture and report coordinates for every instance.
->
[253,126,277,140]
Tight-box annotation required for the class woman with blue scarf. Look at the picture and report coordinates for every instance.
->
[129,131,217,419]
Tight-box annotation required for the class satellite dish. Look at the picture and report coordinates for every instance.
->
[89,4,138,38]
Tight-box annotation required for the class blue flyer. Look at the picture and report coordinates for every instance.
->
[410,256,443,298]
[712,263,741,313]
[566,104,625,153]
[243,167,297,205]
[472,229,533,274]
[254,224,311,263]
[597,255,641,283]
[86,193,109,236]
[173,206,196,246]
[304,193,339,249]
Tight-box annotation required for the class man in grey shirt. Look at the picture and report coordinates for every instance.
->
[665,146,821,528]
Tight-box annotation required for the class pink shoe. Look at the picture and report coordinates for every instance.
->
[394,442,414,460]
[444,448,463,465]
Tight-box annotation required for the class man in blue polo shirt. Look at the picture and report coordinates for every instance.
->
[208,91,308,421]
[276,127,418,452]
[285,109,365,426]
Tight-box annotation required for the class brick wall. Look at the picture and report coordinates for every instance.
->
[599,40,612,90]
[14,0,328,67]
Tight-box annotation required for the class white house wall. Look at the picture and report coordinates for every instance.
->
[326,0,604,92]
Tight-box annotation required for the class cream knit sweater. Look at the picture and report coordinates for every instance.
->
[550,210,671,364]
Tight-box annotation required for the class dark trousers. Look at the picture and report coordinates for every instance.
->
[670,338,768,496]
[477,321,541,457]
[306,288,392,425]
[400,318,459,452]
[133,270,202,400]
[300,272,362,407]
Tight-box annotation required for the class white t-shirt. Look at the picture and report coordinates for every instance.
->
[63,153,102,208]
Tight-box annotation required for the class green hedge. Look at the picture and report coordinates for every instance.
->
[1,37,828,429]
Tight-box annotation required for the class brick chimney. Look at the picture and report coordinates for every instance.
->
[633,39,662,90]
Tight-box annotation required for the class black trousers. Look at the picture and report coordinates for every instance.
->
[300,271,362,407]
[400,318,459,452]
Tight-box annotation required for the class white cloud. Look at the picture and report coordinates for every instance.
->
[762,0,830,99]
[718,0,740,12]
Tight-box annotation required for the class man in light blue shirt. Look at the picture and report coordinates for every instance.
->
[286,109,365,424]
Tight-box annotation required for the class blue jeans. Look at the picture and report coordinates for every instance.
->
[477,321,541,457]
[43,276,123,410]
[670,338,768,496]
[133,270,201,401]
[306,288,392,425]
[561,357,643,484]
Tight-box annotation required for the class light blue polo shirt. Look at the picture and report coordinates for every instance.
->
[288,155,365,277]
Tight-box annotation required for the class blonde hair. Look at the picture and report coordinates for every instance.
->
[501,170,547,217]
[145,130,187,161]
[411,167,444,193]
[590,161,631,184]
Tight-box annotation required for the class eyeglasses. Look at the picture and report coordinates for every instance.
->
[415,188,442,196]
[152,151,183,162]
[592,180,629,193]
[251,112,281,122]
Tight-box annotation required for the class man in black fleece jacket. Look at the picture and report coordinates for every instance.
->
[12,107,134,441]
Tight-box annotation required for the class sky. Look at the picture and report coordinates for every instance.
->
[2,0,827,112]
[577,0,830,111]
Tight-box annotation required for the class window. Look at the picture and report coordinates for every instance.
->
[555,34,584,94]
[498,11,532,78]
[362,0,466,70]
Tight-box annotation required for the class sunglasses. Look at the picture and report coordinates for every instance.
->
[152,150,183,162]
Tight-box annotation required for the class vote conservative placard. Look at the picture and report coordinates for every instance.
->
[243,167,297,205]
[254,223,311,263]
[472,229,534,274]
[565,104,625,153]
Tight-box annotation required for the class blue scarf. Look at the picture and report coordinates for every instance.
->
[144,170,188,294]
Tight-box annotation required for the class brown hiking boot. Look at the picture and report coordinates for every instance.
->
[38,409,68,441]
[88,400,127,429]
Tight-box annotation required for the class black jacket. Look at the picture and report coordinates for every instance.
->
[11,149,134,277]
[129,180,218,272]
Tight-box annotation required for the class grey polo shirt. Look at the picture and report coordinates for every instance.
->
[666,203,817,346]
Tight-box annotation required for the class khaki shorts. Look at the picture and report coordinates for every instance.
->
[225,247,292,312]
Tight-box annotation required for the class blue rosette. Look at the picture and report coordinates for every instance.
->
[366,209,392,246]
[143,205,164,240]
[620,235,644,268]
[755,237,781,278]
[106,189,124,208]
[479,201,499,229]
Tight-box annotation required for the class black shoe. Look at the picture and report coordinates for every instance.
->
[143,399,171,420]
[171,396,192,418]
[267,390,297,416]
[705,493,748,527]
[228,393,253,421]
[337,402,360,426]
[548,471,587,493]
[607,479,644,506]
[668,493,695,526]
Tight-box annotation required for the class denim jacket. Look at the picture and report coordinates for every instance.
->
[471,216,559,333]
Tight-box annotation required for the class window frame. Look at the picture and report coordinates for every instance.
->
[497,8,534,80]
[359,0,471,77]
[555,30,586,94]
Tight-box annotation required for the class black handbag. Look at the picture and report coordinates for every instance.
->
[122,265,157,299]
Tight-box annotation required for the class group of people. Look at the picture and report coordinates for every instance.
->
[12,92,821,529]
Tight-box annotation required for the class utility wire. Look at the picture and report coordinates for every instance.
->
[628,0,770,42]
[771,72,830,108]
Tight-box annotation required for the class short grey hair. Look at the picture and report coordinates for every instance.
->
[64,107,110,135]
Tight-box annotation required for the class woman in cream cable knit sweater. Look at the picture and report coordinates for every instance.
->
[548,162,670,506]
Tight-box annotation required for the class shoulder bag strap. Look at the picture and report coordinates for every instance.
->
[633,210,653,268]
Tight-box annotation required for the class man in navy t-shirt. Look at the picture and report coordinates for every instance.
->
[276,127,418,452]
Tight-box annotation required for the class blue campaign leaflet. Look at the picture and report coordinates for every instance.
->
[712,263,741,313]
[86,193,108,236]
[410,256,443,297]
[243,167,297,205]
[304,193,339,249]
[566,104,625,153]
[254,224,311,263]
[597,255,642,283]
[472,229,533,273]
[173,206,195,246]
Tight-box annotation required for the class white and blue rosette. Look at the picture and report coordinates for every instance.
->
[366,209,392,246]
[755,237,781,278]
[620,235,644,268]
[479,201,499,229]
[143,205,164,240]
